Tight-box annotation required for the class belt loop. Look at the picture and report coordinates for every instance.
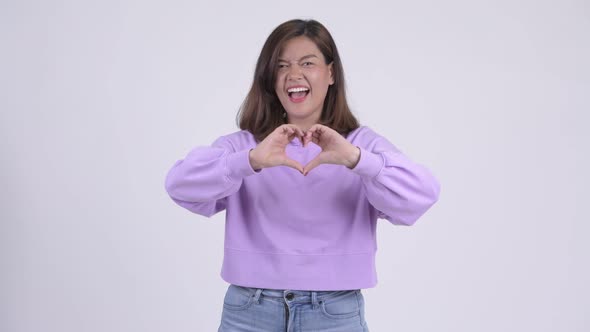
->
[253,289,263,304]
[311,291,319,310]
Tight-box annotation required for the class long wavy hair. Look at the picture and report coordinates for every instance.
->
[236,19,359,143]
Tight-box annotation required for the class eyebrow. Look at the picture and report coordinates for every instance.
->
[277,54,319,62]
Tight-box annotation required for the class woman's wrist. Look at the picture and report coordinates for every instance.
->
[345,145,361,169]
[249,149,262,171]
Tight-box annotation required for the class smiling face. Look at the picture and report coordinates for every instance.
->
[274,36,334,127]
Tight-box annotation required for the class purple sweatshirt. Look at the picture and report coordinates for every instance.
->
[164,125,440,291]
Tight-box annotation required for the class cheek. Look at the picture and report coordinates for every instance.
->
[274,75,285,94]
[311,74,331,92]
[311,71,330,86]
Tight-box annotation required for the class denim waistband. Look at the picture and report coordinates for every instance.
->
[229,284,359,309]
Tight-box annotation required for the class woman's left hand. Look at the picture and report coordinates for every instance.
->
[302,124,361,176]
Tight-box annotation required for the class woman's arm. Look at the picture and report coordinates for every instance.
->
[351,128,441,226]
[164,135,259,217]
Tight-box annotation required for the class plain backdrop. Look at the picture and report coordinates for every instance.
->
[1,0,588,331]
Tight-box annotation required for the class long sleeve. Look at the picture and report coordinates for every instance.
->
[351,130,441,226]
[164,135,259,217]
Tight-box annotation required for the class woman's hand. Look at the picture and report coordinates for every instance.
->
[249,124,305,173]
[302,124,361,176]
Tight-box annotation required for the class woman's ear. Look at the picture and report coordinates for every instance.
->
[328,62,335,85]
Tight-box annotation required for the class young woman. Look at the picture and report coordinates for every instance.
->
[165,18,441,332]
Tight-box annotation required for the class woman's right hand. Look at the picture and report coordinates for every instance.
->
[249,124,305,173]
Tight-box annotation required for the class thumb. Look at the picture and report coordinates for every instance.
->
[303,156,323,176]
[283,158,304,174]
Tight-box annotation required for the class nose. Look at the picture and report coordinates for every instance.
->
[287,64,303,80]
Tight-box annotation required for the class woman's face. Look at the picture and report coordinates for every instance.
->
[274,36,334,124]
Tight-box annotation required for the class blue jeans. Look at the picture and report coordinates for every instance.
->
[218,284,369,332]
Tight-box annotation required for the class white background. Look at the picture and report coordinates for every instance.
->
[1,0,588,331]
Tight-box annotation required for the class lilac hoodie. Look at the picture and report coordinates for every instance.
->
[164,125,440,290]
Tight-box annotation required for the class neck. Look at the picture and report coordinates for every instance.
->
[286,112,321,132]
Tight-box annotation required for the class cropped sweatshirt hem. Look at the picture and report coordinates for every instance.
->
[220,247,378,291]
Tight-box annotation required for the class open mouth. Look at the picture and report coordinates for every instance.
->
[287,87,310,103]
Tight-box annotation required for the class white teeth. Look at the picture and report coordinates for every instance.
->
[287,87,309,93]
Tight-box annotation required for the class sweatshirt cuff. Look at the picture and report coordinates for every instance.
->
[350,147,384,179]
[225,149,260,182]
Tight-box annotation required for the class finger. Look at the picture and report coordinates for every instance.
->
[286,125,305,145]
[279,127,289,140]
[287,129,298,141]
[307,130,320,145]
[308,124,325,135]
[283,124,301,135]
[291,125,305,138]
[283,158,304,174]
[309,135,320,145]
[299,131,306,146]
[282,124,297,134]
[303,156,323,176]
[309,129,322,141]
[303,131,312,147]
[284,126,296,139]
[301,130,318,146]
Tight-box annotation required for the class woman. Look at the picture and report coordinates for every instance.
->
[164,18,441,332]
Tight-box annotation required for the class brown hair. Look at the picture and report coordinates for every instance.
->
[236,19,360,143]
